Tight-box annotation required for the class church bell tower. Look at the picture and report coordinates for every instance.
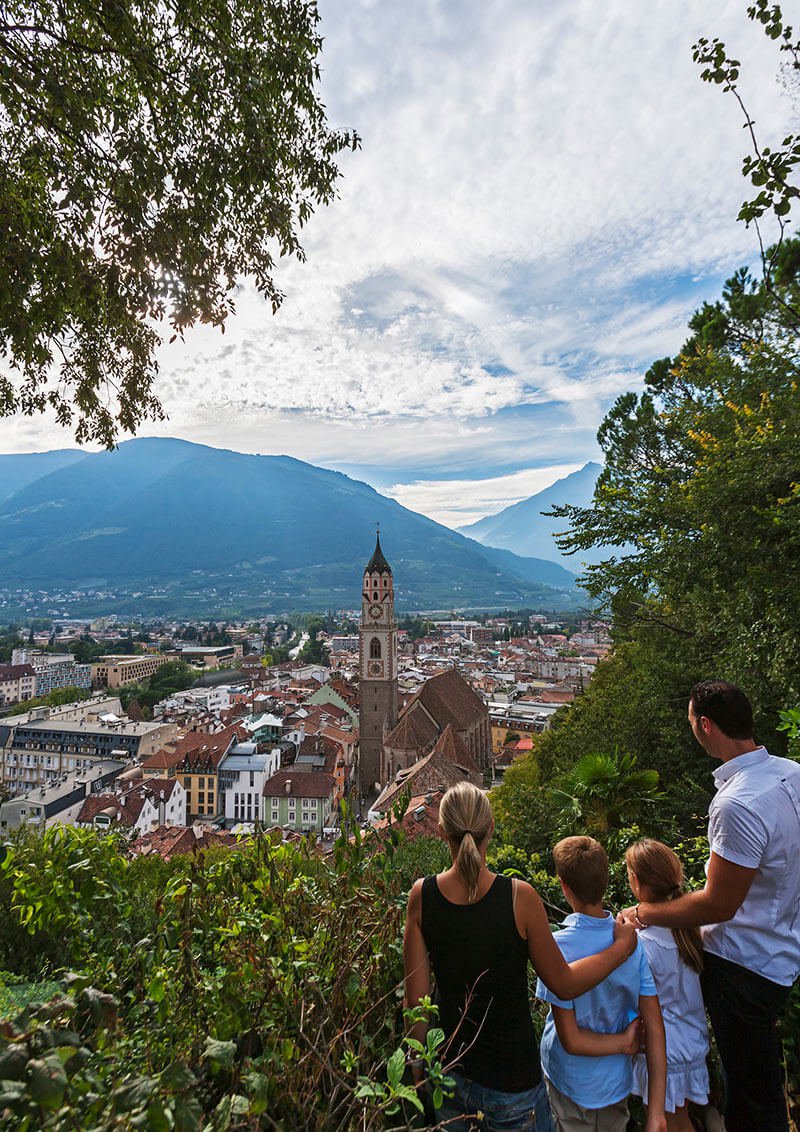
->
[358,530,398,795]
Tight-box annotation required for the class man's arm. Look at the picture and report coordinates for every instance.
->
[552,1006,640,1057]
[619,851,757,929]
[639,994,666,1132]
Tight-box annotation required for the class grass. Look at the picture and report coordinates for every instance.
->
[0,970,60,1020]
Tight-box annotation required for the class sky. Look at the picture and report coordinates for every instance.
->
[0,1,795,528]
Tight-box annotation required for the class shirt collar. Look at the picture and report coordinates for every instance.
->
[562,910,613,928]
[712,745,769,788]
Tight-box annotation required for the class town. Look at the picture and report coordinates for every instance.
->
[0,535,608,857]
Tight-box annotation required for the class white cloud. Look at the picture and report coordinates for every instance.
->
[386,463,585,528]
[0,0,793,528]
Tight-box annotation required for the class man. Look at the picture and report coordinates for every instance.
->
[620,679,800,1131]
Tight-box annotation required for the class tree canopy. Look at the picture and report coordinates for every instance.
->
[0,0,357,445]
[553,240,800,715]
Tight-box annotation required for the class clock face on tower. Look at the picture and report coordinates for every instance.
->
[368,604,383,620]
[368,660,383,676]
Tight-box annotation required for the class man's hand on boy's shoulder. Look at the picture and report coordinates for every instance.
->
[613,914,637,955]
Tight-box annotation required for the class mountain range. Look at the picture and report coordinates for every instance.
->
[0,438,586,618]
[458,462,608,567]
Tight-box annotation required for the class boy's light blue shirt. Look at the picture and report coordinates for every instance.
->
[536,910,657,1108]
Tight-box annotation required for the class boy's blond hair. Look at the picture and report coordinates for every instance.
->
[552,835,608,905]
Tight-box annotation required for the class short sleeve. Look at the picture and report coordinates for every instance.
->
[535,975,573,1010]
[709,797,768,868]
[637,941,657,997]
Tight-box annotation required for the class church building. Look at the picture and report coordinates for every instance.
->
[357,532,398,793]
[357,533,490,802]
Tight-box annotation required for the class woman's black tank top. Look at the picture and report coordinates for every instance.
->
[420,872,540,1092]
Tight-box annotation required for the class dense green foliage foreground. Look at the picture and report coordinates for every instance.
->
[0,818,798,1130]
[0,824,458,1131]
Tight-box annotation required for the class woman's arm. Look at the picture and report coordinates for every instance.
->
[639,994,667,1132]
[403,879,432,1057]
[517,882,636,999]
[552,1007,641,1056]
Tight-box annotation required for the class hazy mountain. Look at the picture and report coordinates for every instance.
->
[458,462,613,567]
[0,449,86,502]
[0,438,581,616]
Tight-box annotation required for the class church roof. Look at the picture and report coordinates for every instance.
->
[431,723,481,780]
[365,532,392,575]
[384,701,439,752]
[416,668,486,729]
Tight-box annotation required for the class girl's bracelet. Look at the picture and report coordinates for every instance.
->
[634,903,649,929]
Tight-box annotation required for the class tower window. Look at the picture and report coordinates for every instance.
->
[370,637,381,659]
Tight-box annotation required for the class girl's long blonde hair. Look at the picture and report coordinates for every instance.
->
[439,782,492,902]
[625,839,704,973]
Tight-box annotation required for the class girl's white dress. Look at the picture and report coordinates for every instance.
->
[631,925,710,1113]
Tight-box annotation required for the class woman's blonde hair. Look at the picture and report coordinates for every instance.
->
[439,782,492,902]
[625,839,704,973]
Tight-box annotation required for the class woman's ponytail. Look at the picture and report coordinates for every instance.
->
[439,782,492,902]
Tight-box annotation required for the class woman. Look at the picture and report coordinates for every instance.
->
[403,781,638,1132]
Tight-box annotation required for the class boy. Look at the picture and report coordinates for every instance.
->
[536,835,667,1132]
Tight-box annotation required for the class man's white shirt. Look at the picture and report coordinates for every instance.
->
[703,746,800,986]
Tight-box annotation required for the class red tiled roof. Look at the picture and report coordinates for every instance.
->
[0,664,35,680]
[371,789,444,841]
[141,747,184,771]
[77,792,145,827]
[320,724,357,747]
[129,824,245,860]
[372,750,471,814]
[537,689,575,704]
[174,723,245,771]
[262,769,336,799]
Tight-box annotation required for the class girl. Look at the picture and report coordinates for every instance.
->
[625,840,710,1131]
[403,782,640,1132]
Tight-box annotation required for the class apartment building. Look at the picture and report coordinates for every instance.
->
[0,711,179,795]
[0,758,127,831]
[10,650,91,695]
[91,654,173,688]
[0,663,36,706]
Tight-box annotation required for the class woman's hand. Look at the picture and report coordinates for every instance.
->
[612,914,637,955]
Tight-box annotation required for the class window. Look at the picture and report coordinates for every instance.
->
[369,637,381,659]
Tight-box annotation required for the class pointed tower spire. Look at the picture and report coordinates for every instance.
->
[366,527,392,574]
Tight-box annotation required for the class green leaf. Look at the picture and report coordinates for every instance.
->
[202,1038,237,1071]
[0,1043,28,1081]
[386,1047,405,1088]
[27,1053,67,1109]
[113,1075,158,1112]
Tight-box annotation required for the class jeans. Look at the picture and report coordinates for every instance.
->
[701,951,792,1132]
[433,1071,553,1132]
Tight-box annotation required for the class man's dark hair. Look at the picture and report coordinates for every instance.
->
[689,680,754,740]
